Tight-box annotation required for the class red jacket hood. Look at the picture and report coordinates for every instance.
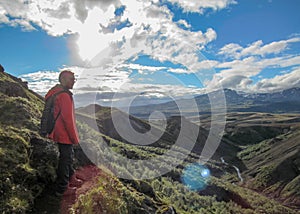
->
[45,84,71,100]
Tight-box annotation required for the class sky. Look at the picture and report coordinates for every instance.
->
[0,0,300,107]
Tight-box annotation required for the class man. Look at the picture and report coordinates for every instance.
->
[45,70,82,196]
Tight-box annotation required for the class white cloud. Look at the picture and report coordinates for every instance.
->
[166,0,237,13]
[0,0,219,69]
[206,51,300,92]
[218,43,242,58]
[251,67,300,92]
[219,37,300,59]
[278,55,300,67]
[19,70,60,95]
[126,64,166,73]
[177,19,191,29]
[207,36,300,92]
[217,56,263,77]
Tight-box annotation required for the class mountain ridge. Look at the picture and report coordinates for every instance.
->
[129,87,300,118]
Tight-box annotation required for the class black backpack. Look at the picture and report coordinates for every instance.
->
[39,90,69,137]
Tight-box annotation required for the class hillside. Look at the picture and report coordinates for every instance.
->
[0,71,58,213]
[0,70,299,213]
[76,104,241,162]
[197,112,300,208]
[74,104,300,213]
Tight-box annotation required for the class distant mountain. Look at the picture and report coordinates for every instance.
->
[244,87,300,102]
[129,87,300,118]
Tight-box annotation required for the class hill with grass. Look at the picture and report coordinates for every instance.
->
[0,71,58,213]
[0,70,299,213]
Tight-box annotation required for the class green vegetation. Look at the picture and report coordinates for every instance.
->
[0,126,35,213]
[72,117,298,213]
[238,139,272,161]
[72,172,128,214]
[0,72,57,213]
[0,96,41,130]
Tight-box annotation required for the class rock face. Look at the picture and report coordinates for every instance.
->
[0,81,28,98]
[0,71,29,97]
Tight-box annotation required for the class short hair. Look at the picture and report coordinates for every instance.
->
[59,70,74,83]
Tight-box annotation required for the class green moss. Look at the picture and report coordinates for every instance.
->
[0,125,39,213]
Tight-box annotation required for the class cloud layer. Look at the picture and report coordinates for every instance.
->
[1,0,300,105]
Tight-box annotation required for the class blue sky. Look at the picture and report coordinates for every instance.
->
[0,0,300,104]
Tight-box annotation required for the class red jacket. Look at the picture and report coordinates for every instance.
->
[45,85,79,145]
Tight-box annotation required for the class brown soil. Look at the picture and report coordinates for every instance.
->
[33,165,101,214]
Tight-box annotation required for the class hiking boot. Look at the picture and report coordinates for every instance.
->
[55,186,77,197]
[69,176,83,187]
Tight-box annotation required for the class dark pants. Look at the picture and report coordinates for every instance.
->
[56,143,74,194]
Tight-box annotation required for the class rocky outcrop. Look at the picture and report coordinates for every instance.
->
[0,81,28,98]
[0,64,4,72]
[0,71,28,98]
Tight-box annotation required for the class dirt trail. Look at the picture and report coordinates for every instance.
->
[33,165,101,214]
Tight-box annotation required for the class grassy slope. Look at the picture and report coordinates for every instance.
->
[239,125,300,209]
[72,108,299,213]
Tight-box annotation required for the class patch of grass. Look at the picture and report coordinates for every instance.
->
[281,176,300,198]
[0,95,42,131]
[238,139,271,161]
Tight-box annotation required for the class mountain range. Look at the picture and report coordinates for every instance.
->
[0,70,299,213]
[128,87,300,119]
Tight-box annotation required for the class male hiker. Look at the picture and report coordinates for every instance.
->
[44,70,82,196]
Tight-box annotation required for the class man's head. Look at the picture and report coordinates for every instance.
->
[59,70,76,89]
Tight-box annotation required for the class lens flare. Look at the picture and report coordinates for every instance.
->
[181,163,211,191]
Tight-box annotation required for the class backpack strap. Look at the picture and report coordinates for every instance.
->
[51,90,72,123]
